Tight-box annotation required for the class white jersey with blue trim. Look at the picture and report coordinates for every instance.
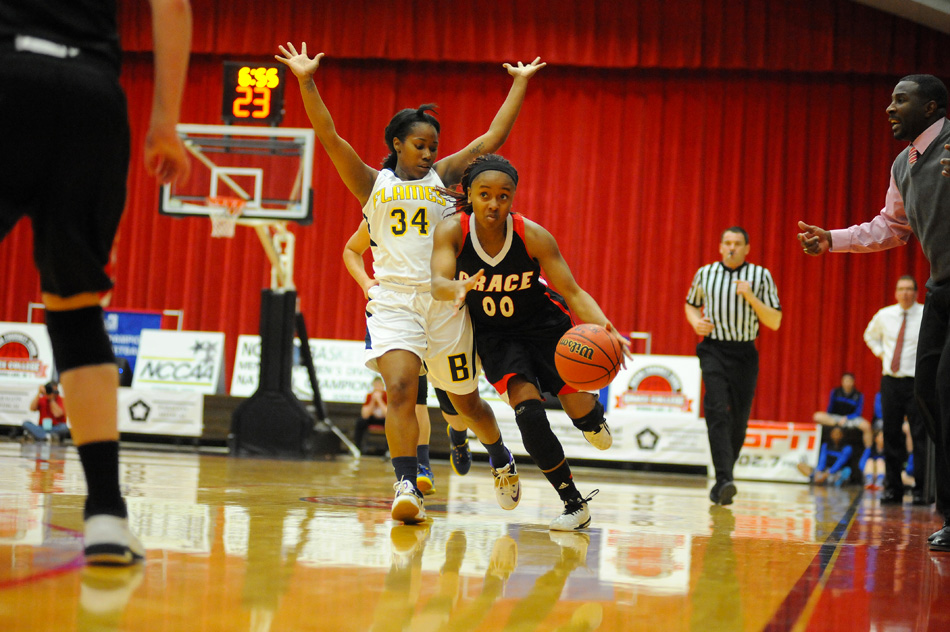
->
[361,168,453,289]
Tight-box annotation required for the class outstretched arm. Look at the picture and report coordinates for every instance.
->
[436,58,546,186]
[145,0,192,185]
[526,221,631,357]
[342,220,377,300]
[276,42,377,204]
[797,221,832,256]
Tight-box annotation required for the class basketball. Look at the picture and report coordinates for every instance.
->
[555,324,623,390]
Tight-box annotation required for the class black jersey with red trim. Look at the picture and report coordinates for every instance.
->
[456,212,572,333]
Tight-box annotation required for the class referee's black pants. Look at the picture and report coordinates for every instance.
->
[696,339,759,484]
[880,375,925,496]
[915,280,950,520]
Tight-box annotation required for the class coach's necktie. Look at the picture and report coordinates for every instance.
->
[909,145,918,165]
[891,311,907,374]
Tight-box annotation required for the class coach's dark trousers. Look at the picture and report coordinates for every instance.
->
[697,338,759,484]
[915,279,950,520]
[880,375,925,496]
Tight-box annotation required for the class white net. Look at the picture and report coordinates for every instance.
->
[207,196,246,238]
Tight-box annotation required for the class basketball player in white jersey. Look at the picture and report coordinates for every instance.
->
[277,42,544,524]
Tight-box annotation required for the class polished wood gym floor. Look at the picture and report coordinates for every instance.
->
[1,441,948,631]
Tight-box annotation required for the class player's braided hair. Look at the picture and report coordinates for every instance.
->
[439,154,518,215]
[381,104,441,170]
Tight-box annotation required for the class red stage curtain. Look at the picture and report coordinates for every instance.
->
[0,0,941,425]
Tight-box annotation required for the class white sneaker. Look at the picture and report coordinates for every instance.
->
[549,490,598,531]
[83,515,145,566]
[582,420,612,450]
[391,480,426,524]
[491,455,522,510]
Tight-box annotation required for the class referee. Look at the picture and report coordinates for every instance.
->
[685,227,783,505]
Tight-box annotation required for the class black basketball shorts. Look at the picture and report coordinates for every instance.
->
[0,51,130,298]
[475,315,573,396]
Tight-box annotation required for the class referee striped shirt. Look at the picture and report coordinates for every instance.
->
[686,262,781,341]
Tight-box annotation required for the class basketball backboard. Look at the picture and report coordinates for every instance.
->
[159,124,315,224]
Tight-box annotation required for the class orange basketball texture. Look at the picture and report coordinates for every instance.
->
[555,324,623,390]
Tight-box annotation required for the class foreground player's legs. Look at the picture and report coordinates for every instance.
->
[377,350,425,524]
[44,293,144,566]
[509,378,595,530]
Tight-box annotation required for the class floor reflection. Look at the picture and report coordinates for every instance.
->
[1,443,949,631]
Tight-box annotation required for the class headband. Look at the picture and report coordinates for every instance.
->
[467,160,519,189]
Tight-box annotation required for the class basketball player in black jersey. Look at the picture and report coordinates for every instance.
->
[431,154,631,530]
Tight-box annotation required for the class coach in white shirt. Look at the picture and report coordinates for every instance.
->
[864,275,928,505]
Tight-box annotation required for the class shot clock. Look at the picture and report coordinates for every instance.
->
[222,61,285,126]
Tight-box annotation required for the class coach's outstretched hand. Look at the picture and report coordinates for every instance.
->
[275,42,324,80]
[797,221,831,256]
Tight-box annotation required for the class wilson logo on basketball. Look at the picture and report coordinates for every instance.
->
[558,338,595,359]
[615,365,693,413]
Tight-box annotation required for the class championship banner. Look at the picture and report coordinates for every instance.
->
[117,387,204,437]
[0,322,55,426]
[730,420,821,483]
[103,309,163,372]
[230,335,379,403]
[0,322,54,384]
[610,354,701,419]
[132,330,225,394]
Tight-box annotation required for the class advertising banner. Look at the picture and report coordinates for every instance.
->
[0,322,56,426]
[230,335,378,403]
[132,330,225,394]
[731,420,821,483]
[117,387,204,437]
[103,309,163,373]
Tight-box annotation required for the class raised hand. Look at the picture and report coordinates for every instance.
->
[275,42,324,80]
[797,220,831,256]
[503,57,546,80]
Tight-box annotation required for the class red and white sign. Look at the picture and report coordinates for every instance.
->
[0,322,55,427]
[729,420,821,483]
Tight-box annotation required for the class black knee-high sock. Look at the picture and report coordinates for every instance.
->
[77,441,126,519]
[541,461,580,503]
[515,400,580,502]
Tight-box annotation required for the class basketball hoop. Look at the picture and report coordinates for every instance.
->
[207,196,246,238]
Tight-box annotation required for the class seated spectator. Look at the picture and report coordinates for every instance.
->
[24,381,69,443]
[812,372,871,449]
[797,426,853,486]
[861,423,886,490]
[354,376,387,452]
